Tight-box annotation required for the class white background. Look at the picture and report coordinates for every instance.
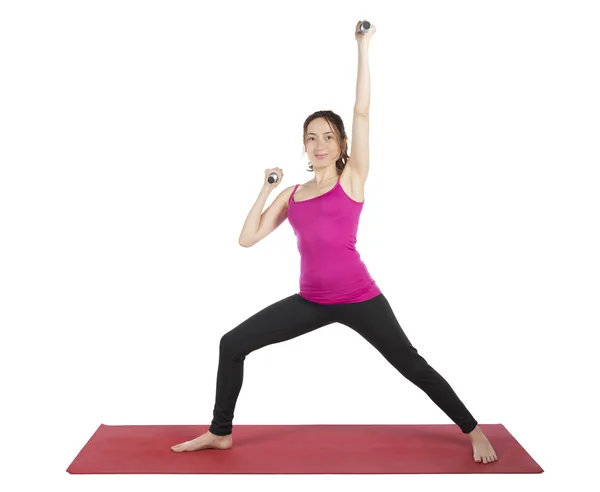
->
[1,1,598,490]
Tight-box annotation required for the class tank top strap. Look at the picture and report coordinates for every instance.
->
[290,183,300,203]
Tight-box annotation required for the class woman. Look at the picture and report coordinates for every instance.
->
[172,21,498,464]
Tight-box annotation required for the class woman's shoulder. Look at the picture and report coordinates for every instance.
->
[279,184,297,209]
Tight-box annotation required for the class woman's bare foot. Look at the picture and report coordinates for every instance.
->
[171,430,232,452]
[468,426,498,464]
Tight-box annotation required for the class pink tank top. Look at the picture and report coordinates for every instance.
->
[287,175,381,304]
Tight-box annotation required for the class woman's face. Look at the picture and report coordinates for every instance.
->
[305,118,341,166]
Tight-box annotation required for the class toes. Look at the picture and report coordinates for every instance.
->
[478,454,498,464]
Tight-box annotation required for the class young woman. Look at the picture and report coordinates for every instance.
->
[172,21,498,464]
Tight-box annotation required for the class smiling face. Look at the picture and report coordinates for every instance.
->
[304,117,344,168]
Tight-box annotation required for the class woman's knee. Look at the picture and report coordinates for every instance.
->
[219,331,239,353]
[394,352,433,380]
[219,330,251,360]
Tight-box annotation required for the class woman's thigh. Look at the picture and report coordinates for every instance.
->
[334,293,419,363]
[220,294,337,356]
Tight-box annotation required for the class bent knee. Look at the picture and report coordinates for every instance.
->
[219,332,237,351]
[219,332,247,360]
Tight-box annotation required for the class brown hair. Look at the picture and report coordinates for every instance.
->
[302,110,349,174]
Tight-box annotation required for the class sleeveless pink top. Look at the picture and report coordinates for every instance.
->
[287,175,381,304]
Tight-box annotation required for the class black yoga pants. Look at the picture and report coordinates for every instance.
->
[209,292,478,436]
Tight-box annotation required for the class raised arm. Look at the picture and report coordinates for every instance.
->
[348,20,376,182]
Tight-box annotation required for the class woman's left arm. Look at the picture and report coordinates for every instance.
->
[350,21,376,182]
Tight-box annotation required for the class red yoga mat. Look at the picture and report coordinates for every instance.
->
[67,423,543,474]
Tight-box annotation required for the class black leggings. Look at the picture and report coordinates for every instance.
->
[209,292,478,436]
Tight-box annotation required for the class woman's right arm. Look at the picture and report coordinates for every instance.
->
[238,185,293,247]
